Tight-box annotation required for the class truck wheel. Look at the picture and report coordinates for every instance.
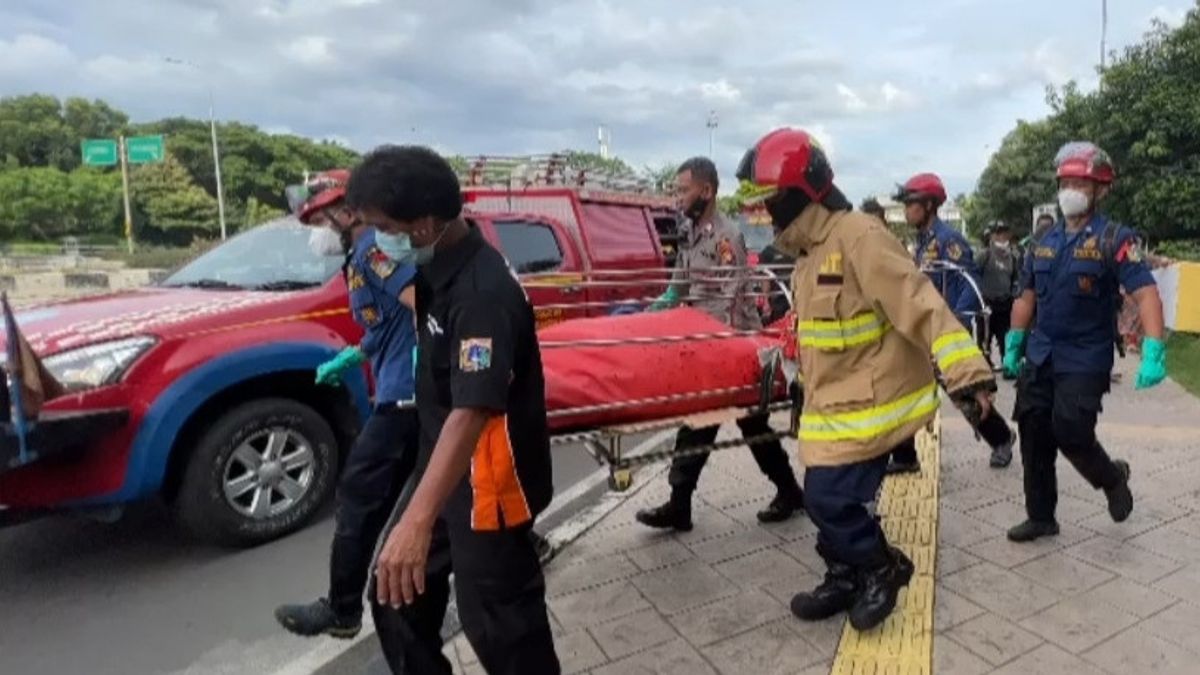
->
[174,398,339,547]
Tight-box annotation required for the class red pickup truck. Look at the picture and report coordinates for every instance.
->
[0,187,679,546]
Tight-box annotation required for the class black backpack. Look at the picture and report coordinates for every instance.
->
[1030,221,1127,357]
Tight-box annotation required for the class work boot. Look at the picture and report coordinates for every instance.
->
[1006,519,1060,542]
[275,598,361,639]
[1105,460,1133,523]
[989,435,1014,468]
[635,498,693,532]
[848,546,914,632]
[885,459,921,476]
[790,559,858,621]
[757,487,805,523]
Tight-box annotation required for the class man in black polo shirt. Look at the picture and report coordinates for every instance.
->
[347,145,560,675]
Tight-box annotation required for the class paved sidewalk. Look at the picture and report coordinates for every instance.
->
[443,358,1200,674]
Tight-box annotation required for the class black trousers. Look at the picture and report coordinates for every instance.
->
[370,477,560,675]
[805,454,891,566]
[329,406,419,618]
[667,412,799,500]
[1014,361,1124,523]
[982,298,1013,361]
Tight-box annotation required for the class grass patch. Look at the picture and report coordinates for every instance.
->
[1166,332,1200,398]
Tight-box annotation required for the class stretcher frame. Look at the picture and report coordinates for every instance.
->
[530,260,987,491]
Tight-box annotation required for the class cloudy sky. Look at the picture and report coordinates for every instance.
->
[0,0,1194,200]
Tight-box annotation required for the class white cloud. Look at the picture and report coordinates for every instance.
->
[1149,5,1189,28]
[0,33,73,74]
[279,35,333,66]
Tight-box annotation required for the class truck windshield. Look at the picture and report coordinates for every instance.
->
[162,217,344,290]
[738,215,775,254]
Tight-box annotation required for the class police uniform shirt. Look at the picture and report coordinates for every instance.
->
[674,213,762,331]
[1021,216,1155,375]
[414,225,553,530]
[914,219,983,321]
[346,228,418,404]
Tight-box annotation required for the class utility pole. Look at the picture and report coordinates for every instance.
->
[164,57,227,239]
[597,125,610,160]
[706,110,719,157]
[1100,0,1108,71]
[119,136,134,254]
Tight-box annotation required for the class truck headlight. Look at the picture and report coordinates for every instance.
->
[43,337,157,389]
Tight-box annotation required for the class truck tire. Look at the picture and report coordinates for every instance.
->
[174,398,339,547]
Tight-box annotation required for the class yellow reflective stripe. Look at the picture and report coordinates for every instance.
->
[799,383,940,442]
[932,330,980,370]
[798,312,889,349]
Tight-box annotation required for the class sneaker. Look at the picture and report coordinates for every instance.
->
[275,598,361,639]
[757,488,805,523]
[989,435,1014,468]
[790,560,858,621]
[1006,520,1060,542]
[635,501,693,532]
[885,460,921,476]
[848,547,914,631]
[1106,460,1133,523]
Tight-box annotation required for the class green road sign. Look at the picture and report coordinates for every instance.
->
[126,135,165,164]
[81,139,118,166]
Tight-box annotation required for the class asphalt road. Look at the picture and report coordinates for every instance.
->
[0,441,607,675]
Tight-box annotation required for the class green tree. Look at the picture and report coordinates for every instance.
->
[0,95,75,170]
[643,161,679,192]
[131,153,218,242]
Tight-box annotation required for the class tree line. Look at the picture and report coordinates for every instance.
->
[968,2,1200,259]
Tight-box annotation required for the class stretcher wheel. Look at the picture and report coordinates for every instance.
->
[609,468,633,492]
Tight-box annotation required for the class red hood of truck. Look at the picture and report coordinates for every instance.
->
[9,287,315,355]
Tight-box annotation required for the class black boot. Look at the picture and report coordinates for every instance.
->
[848,546,914,631]
[990,434,1014,468]
[635,496,693,532]
[885,459,921,475]
[758,486,805,523]
[275,598,362,639]
[790,552,858,621]
[1105,460,1133,523]
[1006,519,1060,542]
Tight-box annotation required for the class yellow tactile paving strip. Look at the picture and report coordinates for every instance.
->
[831,413,941,675]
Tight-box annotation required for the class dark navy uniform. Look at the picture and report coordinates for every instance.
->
[1015,216,1155,522]
[372,226,559,675]
[914,218,983,325]
[329,229,419,620]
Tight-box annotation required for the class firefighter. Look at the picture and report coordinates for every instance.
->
[275,170,420,640]
[636,156,806,532]
[1002,142,1166,543]
[349,146,560,675]
[892,173,1014,473]
[737,128,998,631]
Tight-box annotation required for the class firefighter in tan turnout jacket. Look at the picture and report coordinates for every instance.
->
[737,128,997,631]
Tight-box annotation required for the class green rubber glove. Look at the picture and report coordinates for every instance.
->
[1136,336,1167,390]
[316,346,366,386]
[647,284,680,312]
[1002,329,1027,379]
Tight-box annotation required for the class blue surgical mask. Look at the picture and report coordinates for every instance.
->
[375,231,416,264]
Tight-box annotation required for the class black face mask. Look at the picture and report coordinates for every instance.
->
[765,189,812,230]
[684,195,710,222]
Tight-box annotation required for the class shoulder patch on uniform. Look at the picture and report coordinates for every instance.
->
[717,237,735,266]
[367,246,396,279]
[1117,239,1143,263]
[459,338,493,372]
[946,241,963,261]
[359,306,380,326]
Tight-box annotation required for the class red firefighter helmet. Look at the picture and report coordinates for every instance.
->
[894,173,947,207]
[1055,142,1115,184]
[287,169,351,224]
[735,128,835,203]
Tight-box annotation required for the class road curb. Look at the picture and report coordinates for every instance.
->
[274,428,676,675]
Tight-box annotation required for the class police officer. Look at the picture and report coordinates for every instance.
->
[636,157,805,532]
[349,146,560,675]
[1003,142,1167,543]
[737,128,998,631]
[892,173,1014,473]
[275,170,420,640]
[977,221,1020,370]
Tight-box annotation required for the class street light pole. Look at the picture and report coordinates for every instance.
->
[1100,0,1108,71]
[164,57,227,239]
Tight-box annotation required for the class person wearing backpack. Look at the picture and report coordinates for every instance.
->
[976,221,1021,377]
[1002,142,1167,543]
